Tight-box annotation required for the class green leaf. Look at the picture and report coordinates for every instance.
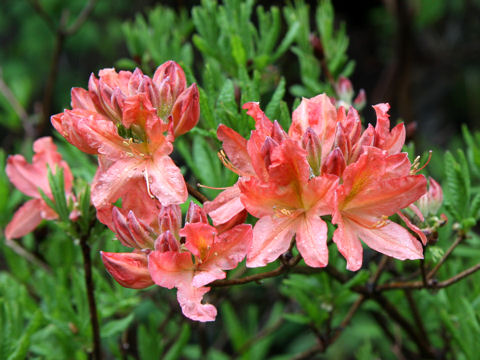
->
[164,324,190,360]
[101,313,134,338]
[221,301,246,351]
[265,77,286,121]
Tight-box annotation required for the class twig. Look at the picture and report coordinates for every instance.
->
[211,255,301,287]
[79,233,102,360]
[65,0,97,35]
[373,293,434,357]
[427,231,466,280]
[377,262,480,291]
[4,238,52,274]
[187,183,209,204]
[0,69,35,138]
[290,343,324,360]
[404,290,430,343]
[420,259,428,287]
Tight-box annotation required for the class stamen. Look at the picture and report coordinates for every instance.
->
[410,151,432,174]
[144,168,155,199]
[273,206,295,217]
[371,215,390,229]
[218,149,251,176]
[197,183,229,190]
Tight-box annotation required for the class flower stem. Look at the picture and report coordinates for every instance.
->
[79,234,102,359]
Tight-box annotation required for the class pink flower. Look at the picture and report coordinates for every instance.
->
[101,197,252,322]
[149,222,252,321]
[51,61,199,210]
[5,137,74,239]
[209,93,428,271]
[332,147,426,271]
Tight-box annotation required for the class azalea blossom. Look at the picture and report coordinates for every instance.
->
[5,137,75,239]
[209,93,428,270]
[101,198,252,322]
[51,61,199,210]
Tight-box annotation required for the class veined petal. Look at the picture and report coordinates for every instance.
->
[352,220,423,261]
[296,213,329,268]
[210,224,252,271]
[332,214,364,271]
[71,87,96,111]
[91,158,143,209]
[268,138,310,186]
[101,251,154,289]
[148,250,194,289]
[5,199,45,239]
[51,109,127,159]
[217,124,254,175]
[181,222,217,260]
[243,102,273,133]
[176,284,217,322]
[246,215,297,268]
[204,185,245,225]
[289,94,337,155]
[146,155,187,206]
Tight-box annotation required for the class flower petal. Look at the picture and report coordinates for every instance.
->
[296,214,329,268]
[5,199,45,239]
[332,215,364,271]
[148,250,194,289]
[204,184,245,225]
[247,216,297,268]
[353,220,424,261]
[217,124,254,175]
[146,155,187,206]
[176,284,217,322]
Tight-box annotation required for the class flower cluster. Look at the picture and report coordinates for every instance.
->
[101,197,251,321]
[51,61,199,218]
[4,59,438,323]
[207,94,428,271]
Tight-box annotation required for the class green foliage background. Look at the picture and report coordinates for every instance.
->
[1,0,480,358]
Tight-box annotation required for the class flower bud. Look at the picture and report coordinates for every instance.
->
[170,84,200,137]
[271,120,287,143]
[111,207,137,248]
[336,77,354,104]
[322,147,346,177]
[153,61,186,102]
[185,201,208,224]
[301,128,322,176]
[260,136,278,170]
[417,177,443,216]
[101,251,154,289]
[154,231,180,253]
[158,204,182,239]
[353,89,366,110]
[126,210,155,249]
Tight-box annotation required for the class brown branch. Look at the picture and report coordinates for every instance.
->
[373,293,435,357]
[377,262,480,291]
[210,255,301,287]
[79,233,102,360]
[4,238,52,274]
[291,343,324,360]
[65,0,97,35]
[187,183,209,204]
[404,290,430,343]
[27,0,56,32]
[427,231,466,280]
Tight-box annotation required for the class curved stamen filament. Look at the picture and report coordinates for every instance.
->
[410,150,432,175]
[218,149,251,177]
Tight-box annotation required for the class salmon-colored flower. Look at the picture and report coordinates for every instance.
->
[5,137,74,239]
[51,61,199,210]
[101,196,252,322]
[149,222,252,321]
[332,147,426,271]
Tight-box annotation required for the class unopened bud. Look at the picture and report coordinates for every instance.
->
[101,251,154,289]
[158,204,182,239]
[170,84,200,137]
[154,231,180,252]
[185,201,208,224]
[322,147,346,177]
[112,207,137,248]
[301,128,322,176]
[260,137,278,170]
[126,211,155,249]
[336,77,354,104]
[271,120,287,143]
[353,89,366,111]
[417,177,443,216]
[153,61,186,115]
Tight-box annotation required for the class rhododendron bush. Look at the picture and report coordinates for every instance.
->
[2,0,480,359]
